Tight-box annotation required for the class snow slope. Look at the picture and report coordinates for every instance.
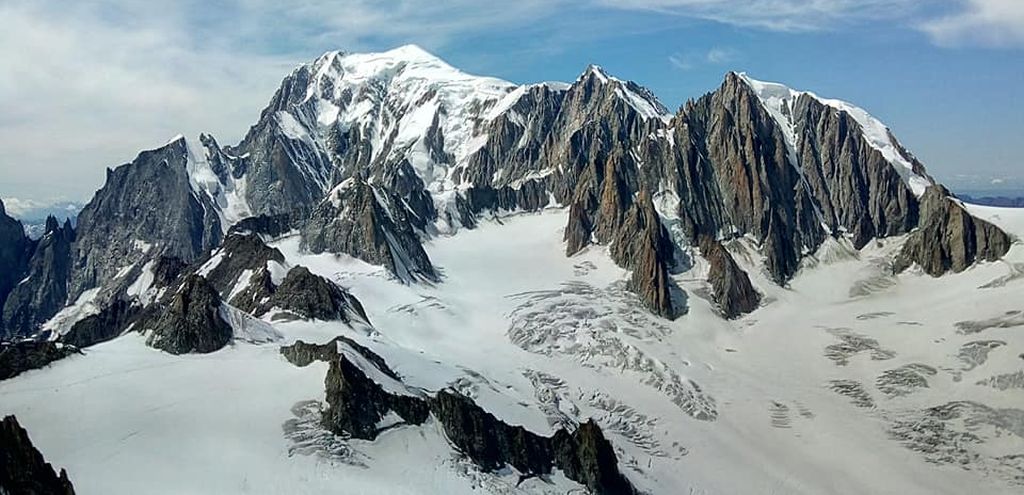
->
[3,207,1023,494]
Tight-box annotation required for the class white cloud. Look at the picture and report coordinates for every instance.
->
[919,0,1024,47]
[0,198,43,218]
[669,47,737,70]
[0,0,565,201]
[597,0,921,31]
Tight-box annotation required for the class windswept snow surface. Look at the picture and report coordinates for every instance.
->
[296,45,515,185]
[739,73,934,196]
[4,208,1024,494]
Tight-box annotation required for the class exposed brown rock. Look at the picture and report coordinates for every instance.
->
[565,156,678,318]
[699,236,760,318]
[301,177,437,283]
[894,186,1012,276]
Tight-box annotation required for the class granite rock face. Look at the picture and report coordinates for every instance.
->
[699,236,760,319]
[894,186,1012,276]
[281,337,430,440]
[0,200,33,333]
[70,137,222,302]
[653,73,825,283]
[266,267,366,322]
[322,348,430,440]
[282,338,638,494]
[142,274,233,355]
[430,391,637,495]
[301,178,437,283]
[787,91,921,248]
[565,156,679,318]
[8,49,1013,332]
[0,415,76,495]
[2,217,75,338]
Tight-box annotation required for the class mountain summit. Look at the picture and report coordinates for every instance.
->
[4,45,1008,331]
[1,46,1020,495]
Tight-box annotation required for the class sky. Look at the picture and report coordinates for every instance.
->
[1,0,1022,207]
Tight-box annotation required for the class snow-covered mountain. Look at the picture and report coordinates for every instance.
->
[1,46,1021,495]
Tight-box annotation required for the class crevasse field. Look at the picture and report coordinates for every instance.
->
[2,204,1023,494]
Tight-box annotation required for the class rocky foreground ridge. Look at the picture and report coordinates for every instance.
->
[282,338,638,495]
[0,415,76,494]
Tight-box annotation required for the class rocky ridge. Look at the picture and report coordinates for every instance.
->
[0,46,1013,341]
[0,415,76,494]
[282,338,638,495]
[894,185,1012,276]
[2,217,75,337]
[0,200,35,335]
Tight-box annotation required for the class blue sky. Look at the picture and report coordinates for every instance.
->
[1,0,1022,206]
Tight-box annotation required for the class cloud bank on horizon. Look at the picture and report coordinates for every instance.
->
[1,0,1022,201]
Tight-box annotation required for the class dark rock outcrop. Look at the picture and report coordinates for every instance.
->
[142,274,232,354]
[699,236,760,318]
[894,186,1013,276]
[69,137,222,301]
[550,420,637,495]
[430,391,636,494]
[0,415,76,494]
[60,298,139,349]
[2,217,75,337]
[565,156,678,318]
[267,267,366,322]
[227,208,310,239]
[282,337,429,439]
[301,178,437,283]
[0,340,78,381]
[198,233,286,299]
[230,266,367,323]
[0,200,34,333]
[321,350,430,440]
[149,256,189,288]
[282,338,638,494]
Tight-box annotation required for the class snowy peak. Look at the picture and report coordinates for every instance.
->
[301,44,514,106]
[578,64,612,83]
[574,64,671,122]
[736,72,934,196]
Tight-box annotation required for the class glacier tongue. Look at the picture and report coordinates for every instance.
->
[738,73,933,196]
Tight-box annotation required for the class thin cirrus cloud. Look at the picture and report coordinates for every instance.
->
[595,0,924,31]
[919,0,1024,47]
[600,0,1024,47]
[669,47,738,70]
